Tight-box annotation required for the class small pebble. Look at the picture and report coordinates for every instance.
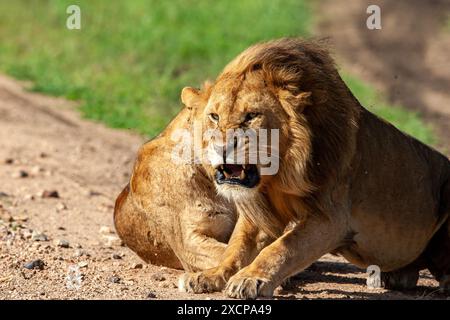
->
[150,272,166,281]
[41,190,59,198]
[15,215,28,222]
[33,241,41,248]
[31,231,48,242]
[78,261,88,268]
[31,166,44,174]
[23,259,45,270]
[12,170,28,178]
[56,203,67,211]
[4,158,14,164]
[22,230,33,239]
[73,249,87,258]
[132,263,143,269]
[0,208,13,222]
[10,221,24,230]
[24,194,35,201]
[112,254,122,260]
[103,235,122,247]
[123,280,134,286]
[158,282,173,288]
[0,192,9,198]
[85,190,102,197]
[54,239,70,248]
[146,291,157,299]
[99,226,113,234]
[109,276,121,284]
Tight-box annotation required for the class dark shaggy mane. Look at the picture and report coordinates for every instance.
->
[219,38,361,194]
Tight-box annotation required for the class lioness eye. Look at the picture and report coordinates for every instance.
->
[209,113,219,122]
[245,112,259,122]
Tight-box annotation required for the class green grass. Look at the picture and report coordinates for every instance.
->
[342,74,435,145]
[0,0,311,136]
[0,1,434,145]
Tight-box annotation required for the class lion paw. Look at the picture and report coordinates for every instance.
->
[225,272,273,299]
[381,269,419,291]
[178,269,227,294]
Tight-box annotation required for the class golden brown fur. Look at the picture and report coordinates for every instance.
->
[178,38,450,298]
[114,105,237,272]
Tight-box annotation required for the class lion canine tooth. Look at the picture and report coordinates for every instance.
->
[240,170,246,180]
[224,171,231,179]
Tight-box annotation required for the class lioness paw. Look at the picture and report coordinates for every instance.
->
[178,270,226,294]
[225,272,273,299]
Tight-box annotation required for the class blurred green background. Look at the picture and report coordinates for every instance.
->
[0,0,434,143]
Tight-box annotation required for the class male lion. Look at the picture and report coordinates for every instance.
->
[176,38,450,298]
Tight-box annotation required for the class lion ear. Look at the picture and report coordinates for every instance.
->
[278,90,313,113]
[181,87,201,110]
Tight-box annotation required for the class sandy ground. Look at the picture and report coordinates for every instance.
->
[1,1,449,300]
[0,77,446,300]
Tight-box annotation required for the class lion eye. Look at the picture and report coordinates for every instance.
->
[209,113,219,122]
[245,112,259,122]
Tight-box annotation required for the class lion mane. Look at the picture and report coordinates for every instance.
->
[212,39,361,237]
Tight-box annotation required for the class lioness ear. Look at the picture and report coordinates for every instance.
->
[278,90,313,114]
[181,87,201,110]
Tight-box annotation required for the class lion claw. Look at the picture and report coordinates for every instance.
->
[225,273,273,299]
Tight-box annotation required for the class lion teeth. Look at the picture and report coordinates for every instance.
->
[240,170,246,180]
[223,171,231,179]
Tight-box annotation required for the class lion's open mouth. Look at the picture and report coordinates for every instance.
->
[215,164,260,188]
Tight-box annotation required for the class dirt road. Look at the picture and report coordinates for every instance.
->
[0,74,447,300]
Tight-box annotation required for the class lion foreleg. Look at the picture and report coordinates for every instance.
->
[177,233,227,272]
[178,215,268,293]
[225,216,343,299]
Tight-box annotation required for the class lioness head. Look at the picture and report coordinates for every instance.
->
[181,38,358,207]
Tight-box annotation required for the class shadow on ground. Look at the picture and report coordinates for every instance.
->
[275,260,448,300]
